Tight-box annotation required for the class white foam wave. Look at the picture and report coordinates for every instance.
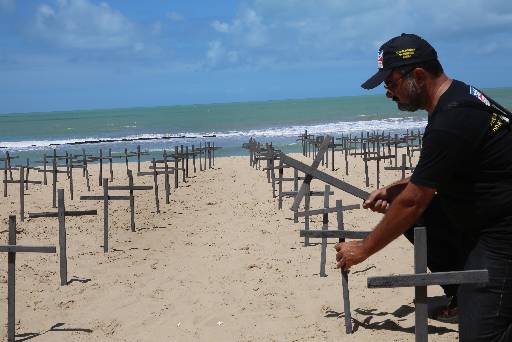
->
[210,117,427,138]
[0,117,427,150]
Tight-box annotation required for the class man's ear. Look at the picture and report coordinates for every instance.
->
[412,68,428,87]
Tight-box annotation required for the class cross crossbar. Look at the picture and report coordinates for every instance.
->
[299,230,370,239]
[290,136,333,211]
[108,185,153,191]
[368,270,489,288]
[80,195,131,201]
[280,153,370,201]
[296,204,360,217]
[29,210,97,218]
[0,245,56,253]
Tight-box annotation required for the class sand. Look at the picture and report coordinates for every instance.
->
[0,149,458,341]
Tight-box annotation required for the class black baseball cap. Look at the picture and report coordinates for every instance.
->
[361,33,438,89]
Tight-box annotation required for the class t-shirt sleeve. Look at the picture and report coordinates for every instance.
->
[410,129,473,189]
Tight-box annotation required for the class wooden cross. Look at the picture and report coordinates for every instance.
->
[149,150,181,203]
[2,215,56,342]
[367,227,489,342]
[28,189,97,285]
[290,135,333,212]
[384,154,416,179]
[138,158,164,213]
[281,145,370,209]
[80,178,129,252]
[3,166,42,221]
[276,160,306,209]
[1,163,14,197]
[80,170,152,249]
[36,150,68,208]
[295,185,361,277]
[299,202,370,334]
[363,142,395,188]
[87,149,116,186]
[108,170,153,232]
[296,184,360,249]
[0,151,18,181]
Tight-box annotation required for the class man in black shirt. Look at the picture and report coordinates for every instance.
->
[335,33,512,341]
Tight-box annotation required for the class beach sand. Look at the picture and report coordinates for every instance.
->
[0,149,458,341]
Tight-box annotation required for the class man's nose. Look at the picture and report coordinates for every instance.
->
[386,89,394,98]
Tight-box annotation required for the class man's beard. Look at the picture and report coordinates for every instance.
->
[395,78,423,112]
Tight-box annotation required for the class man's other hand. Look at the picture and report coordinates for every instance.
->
[363,188,390,213]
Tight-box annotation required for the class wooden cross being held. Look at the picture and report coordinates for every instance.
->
[367,227,489,342]
[29,189,97,286]
[299,200,370,334]
[1,215,56,342]
[289,135,333,212]
[280,139,370,212]
[296,185,360,276]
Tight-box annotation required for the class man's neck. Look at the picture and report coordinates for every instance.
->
[425,74,452,114]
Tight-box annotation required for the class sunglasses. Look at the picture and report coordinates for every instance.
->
[384,67,416,91]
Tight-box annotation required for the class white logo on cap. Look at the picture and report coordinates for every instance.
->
[377,50,383,69]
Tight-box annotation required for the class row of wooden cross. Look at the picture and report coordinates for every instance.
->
[0,143,218,342]
[244,136,488,342]
[1,143,218,219]
[295,129,420,187]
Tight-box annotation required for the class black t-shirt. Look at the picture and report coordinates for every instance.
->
[410,80,512,252]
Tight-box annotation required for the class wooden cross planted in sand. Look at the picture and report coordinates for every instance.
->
[367,227,488,342]
[36,150,69,208]
[148,150,184,204]
[80,170,152,252]
[278,136,372,334]
[28,189,97,286]
[280,175,334,240]
[139,158,170,213]
[1,215,56,342]
[363,142,395,188]
[88,149,115,186]
[276,160,307,209]
[259,144,281,196]
[3,166,42,221]
[300,198,369,334]
[295,184,360,277]
[384,154,416,180]
[0,151,18,181]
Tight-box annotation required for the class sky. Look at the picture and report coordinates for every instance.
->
[1,0,512,114]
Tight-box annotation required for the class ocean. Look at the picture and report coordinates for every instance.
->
[2,87,512,162]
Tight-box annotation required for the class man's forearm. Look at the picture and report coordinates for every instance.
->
[384,177,410,202]
[362,182,434,257]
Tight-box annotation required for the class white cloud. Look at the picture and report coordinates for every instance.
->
[208,0,512,67]
[212,20,229,33]
[35,0,140,50]
[206,40,238,67]
[167,11,183,22]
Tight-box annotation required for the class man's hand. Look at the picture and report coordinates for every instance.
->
[335,241,369,271]
[363,188,390,213]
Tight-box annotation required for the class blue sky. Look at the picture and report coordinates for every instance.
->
[1,0,512,114]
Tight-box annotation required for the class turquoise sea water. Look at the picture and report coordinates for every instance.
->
[2,87,512,162]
